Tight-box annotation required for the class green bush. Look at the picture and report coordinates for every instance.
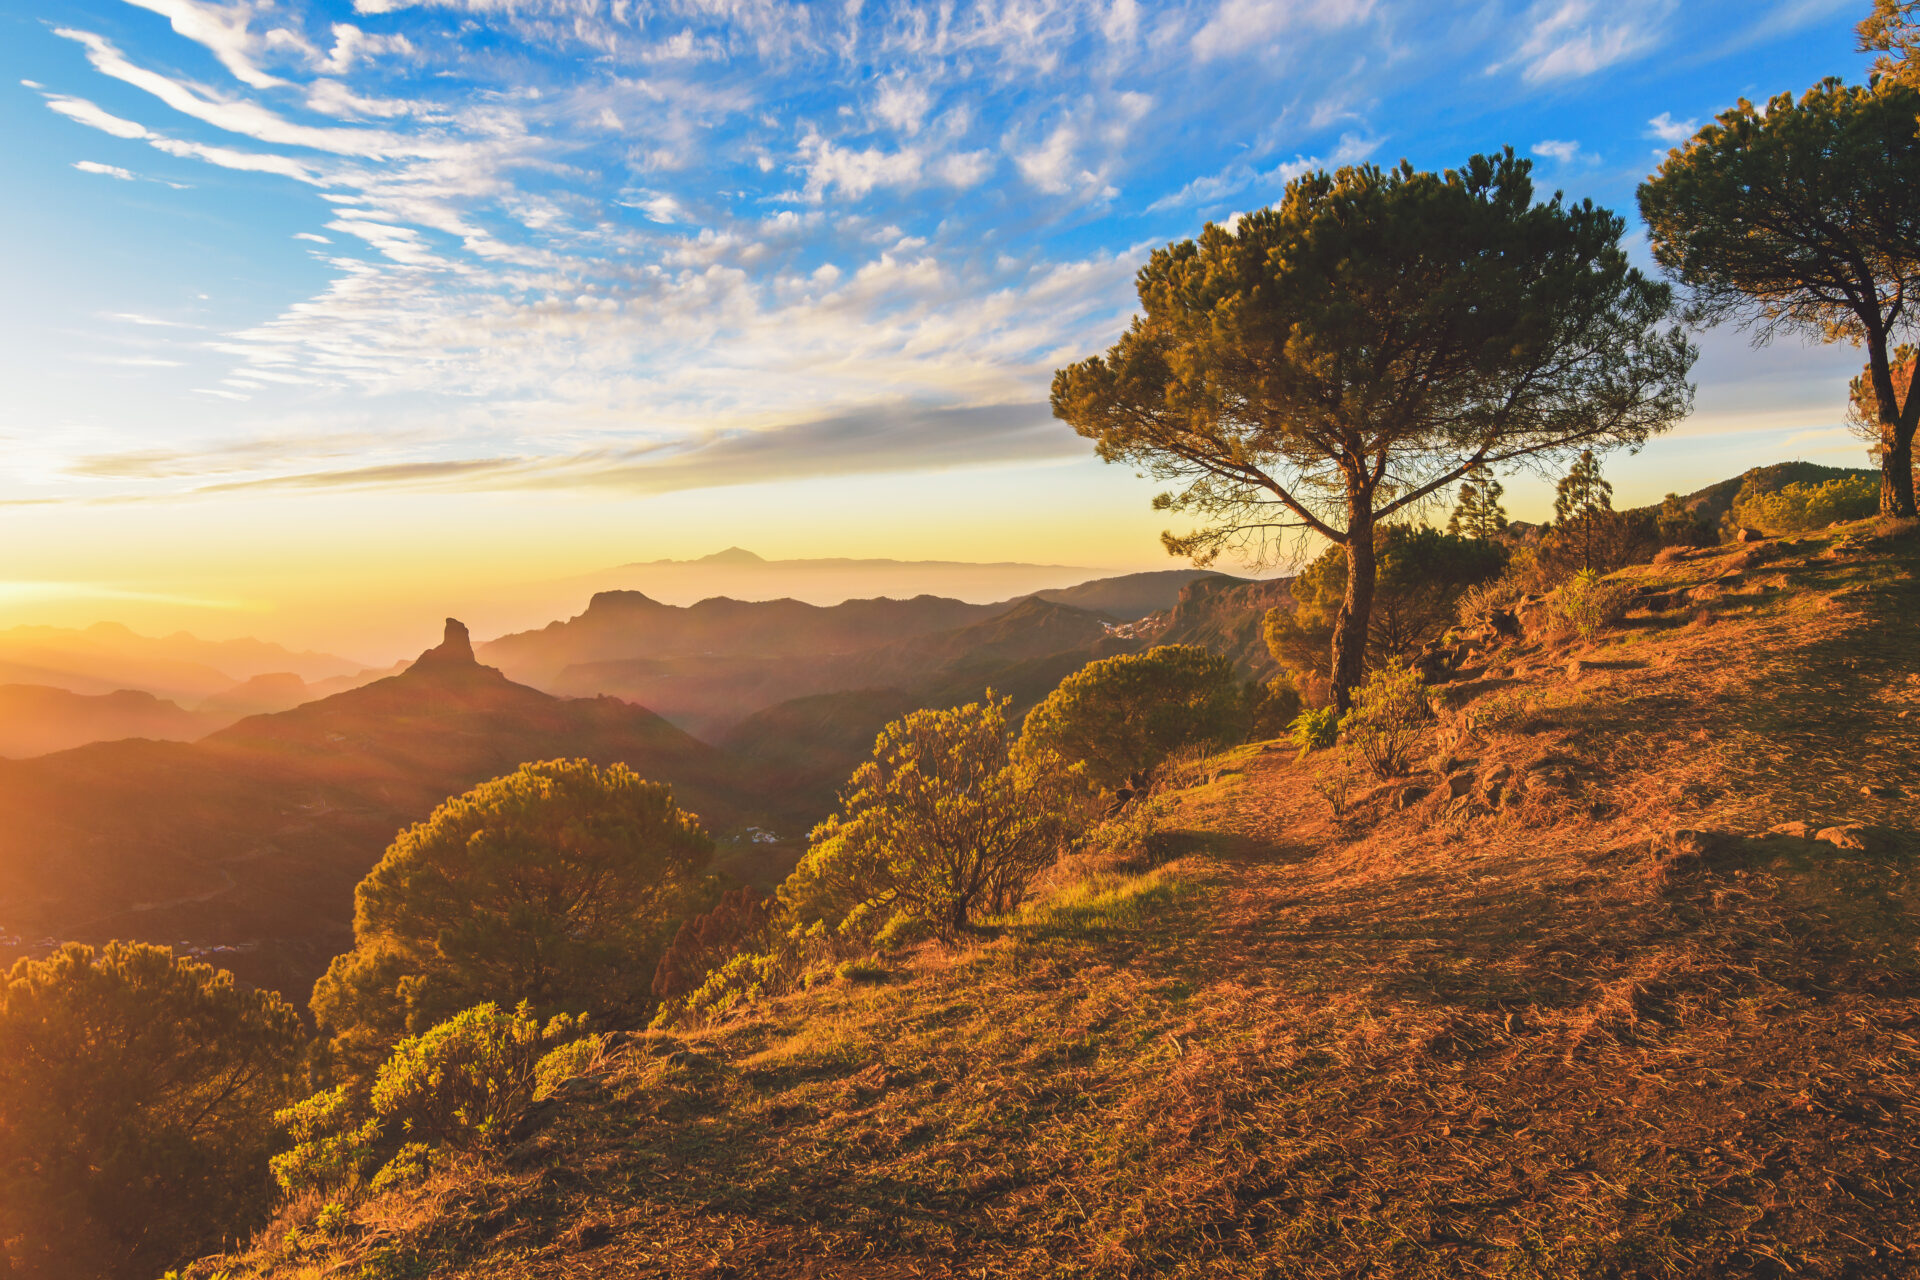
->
[1017,646,1246,791]
[313,759,716,1078]
[1729,474,1878,534]
[799,695,1091,938]
[1288,708,1340,759]
[873,910,931,953]
[367,1143,436,1195]
[270,1087,382,1195]
[834,957,888,984]
[1553,568,1635,640]
[271,1003,598,1198]
[371,1003,587,1148]
[1341,660,1431,779]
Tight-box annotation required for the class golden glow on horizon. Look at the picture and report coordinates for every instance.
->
[0,414,1875,661]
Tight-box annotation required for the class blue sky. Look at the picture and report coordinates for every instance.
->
[0,0,1886,653]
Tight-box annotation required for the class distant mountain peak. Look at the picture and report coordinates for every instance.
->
[413,618,476,669]
[696,547,766,565]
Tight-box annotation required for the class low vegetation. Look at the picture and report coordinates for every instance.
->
[311,759,717,1077]
[1016,645,1245,791]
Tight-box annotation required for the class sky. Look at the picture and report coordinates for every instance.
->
[0,0,1884,659]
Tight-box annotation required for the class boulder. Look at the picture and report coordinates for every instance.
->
[1814,824,1881,853]
[1736,527,1767,543]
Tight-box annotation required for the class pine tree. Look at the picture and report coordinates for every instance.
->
[1446,464,1509,539]
[1553,449,1614,571]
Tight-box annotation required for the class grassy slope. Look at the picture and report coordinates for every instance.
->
[205,524,1920,1279]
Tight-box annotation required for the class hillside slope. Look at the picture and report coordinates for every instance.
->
[199,524,1920,1278]
[0,621,756,1001]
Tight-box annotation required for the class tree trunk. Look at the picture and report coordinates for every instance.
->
[1329,501,1376,714]
[1882,429,1918,519]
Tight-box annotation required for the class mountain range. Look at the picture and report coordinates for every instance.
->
[550,546,1108,610]
[0,568,1283,1002]
[0,621,746,999]
[478,568,1226,740]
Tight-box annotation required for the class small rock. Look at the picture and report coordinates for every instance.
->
[1815,824,1875,852]
[1861,783,1899,798]
[1446,771,1476,800]
[1566,658,1587,679]
[665,1049,714,1070]
[1396,784,1428,810]
[1768,821,1813,839]
[1736,527,1767,543]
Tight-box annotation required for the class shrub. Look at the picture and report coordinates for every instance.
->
[370,1003,587,1148]
[0,943,305,1280]
[313,759,717,1077]
[1341,660,1431,779]
[872,910,932,953]
[1729,474,1878,534]
[835,958,887,984]
[272,1003,598,1198]
[270,1087,382,1195]
[1288,707,1340,759]
[1553,569,1635,640]
[367,1143,436,1195]
[794,695,1091,938]
[1017,645,1245,792]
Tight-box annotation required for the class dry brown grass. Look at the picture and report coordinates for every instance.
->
[195,524,1920,1280]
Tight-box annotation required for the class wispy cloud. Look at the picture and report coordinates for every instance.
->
[1530,138,1588,164]
[73,160,135,179]
[1501,0,1673,83]
[24,0,1736,507]
[1146,133,1380,214]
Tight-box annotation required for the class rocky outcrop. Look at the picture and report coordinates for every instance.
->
[413,618,476,669]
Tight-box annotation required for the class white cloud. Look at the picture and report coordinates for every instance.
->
[1504,0,1671,83]
[873,79,933,136]
[1193,0,1374,61]
[316,23,415,75]
[1013,122,1117,199]
[44,94,151,140]
[1530,138,1583,163]
[74,160,135,180]
[294,232,334,243]
[622,190,685,223]
[120,0,295,89]
[1646,111,1698,144]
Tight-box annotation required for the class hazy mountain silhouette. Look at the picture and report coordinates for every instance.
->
[479,570,1232,739]
[0,684,216,758]
[0,620,753,1000]
[0,622,364,703]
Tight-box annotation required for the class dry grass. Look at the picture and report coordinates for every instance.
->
[196,523,1920,1280]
